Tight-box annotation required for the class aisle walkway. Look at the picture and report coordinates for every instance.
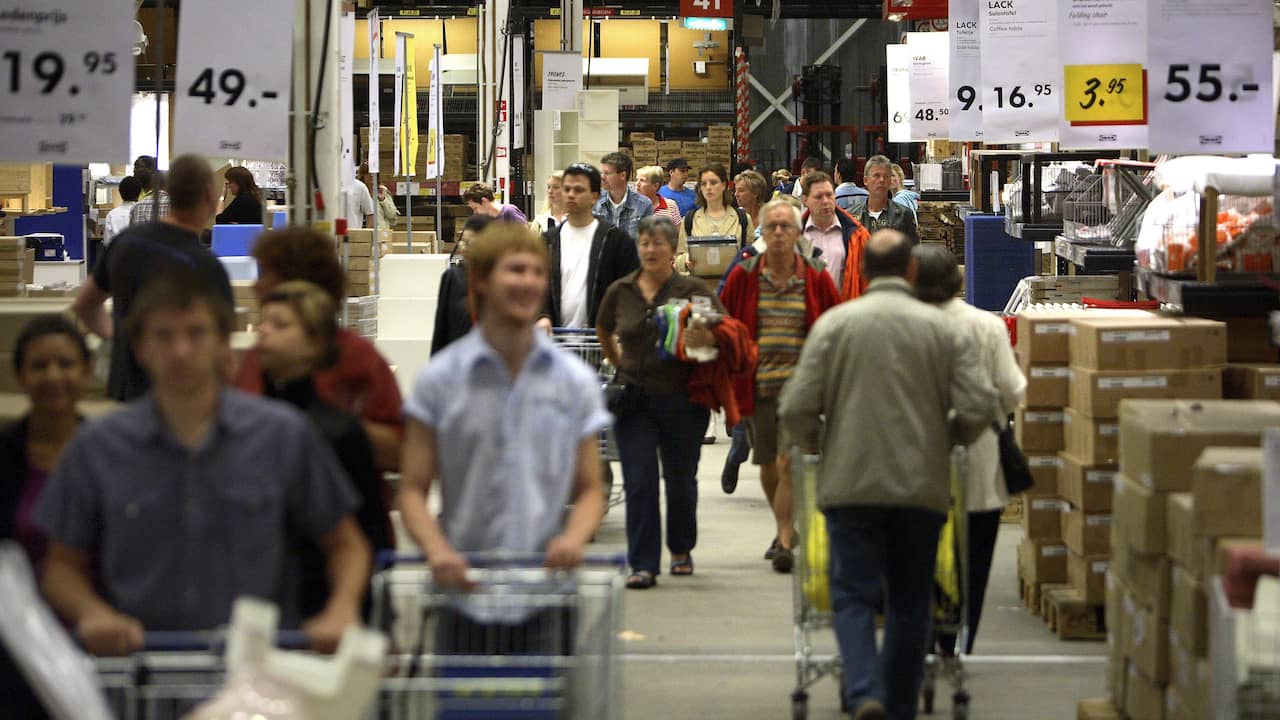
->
[595,440,1105,719]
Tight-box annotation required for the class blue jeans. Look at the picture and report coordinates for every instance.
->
[615,392,710,575]
[824,505,946,720]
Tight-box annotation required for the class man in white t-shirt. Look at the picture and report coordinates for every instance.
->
[344,180,376,230]
[103,176,143,246]
[536,163,638,331]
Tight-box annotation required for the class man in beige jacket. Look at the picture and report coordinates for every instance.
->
[778,229,996,720]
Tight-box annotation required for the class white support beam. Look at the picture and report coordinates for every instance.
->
[748,19,867,130]
[748,74,796,132]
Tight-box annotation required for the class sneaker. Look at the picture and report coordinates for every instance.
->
[772,545,794,574]
[852,700,888,720]
[702,435,716,445]
[721,463,740,494]
[764,537,780,560]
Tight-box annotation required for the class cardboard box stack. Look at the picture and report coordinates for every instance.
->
[630,133,658,168]
[1095,398,1280,719]
[231,281,260,332]
[1224,363,1280,402]
[0,238,27,297]
[706,124,733,167]
[657,140,684,168]
[344,295,378,341]
[344,229,381,297]
[359,130,467,183]
[682,141,708,169]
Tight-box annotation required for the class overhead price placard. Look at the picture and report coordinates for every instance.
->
[395,32,419,177]
[906,32,950,141]
[1057,0,1147,150]
[979,0,1060,143]
[679,0,733,19]
[542,51,582,112]
[1147,0,1273,154]
[886,44,912,143]
[368,8,381,173]
[947,0,982,141]
[174,0,292,160]
[0,0,134,163]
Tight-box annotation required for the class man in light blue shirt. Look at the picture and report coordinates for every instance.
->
[398,223,610,598]
[594,152,653,240]
[658,158,698,217]
[834,158,868,213]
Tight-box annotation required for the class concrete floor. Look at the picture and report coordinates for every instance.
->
[593,437,1106,719]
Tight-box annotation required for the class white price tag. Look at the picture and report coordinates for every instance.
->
[174,0,293,160]
[1029,456,1063,469]
[1034,322,1070,335]
[1101,329,1170,344]
[1099,423,1119,437]
[886,44,912,143]
[1041,545,1068,558]
[1086,470,1118,485]
[979,0,1060,142]
[1024,411,1064,423]
[1098,375,1167,390]
[368,9,381,173]
[1265,375,1280,389]
[0,1,134,163]
[1056,0,1148,150]
[1031,366,1072,378]
[948,0,982,141]
[1147,0,1274,154]
[1087,515,1112,526]
[1091,561,1109,574]
[542,51,582,112]
[907,32,950,141]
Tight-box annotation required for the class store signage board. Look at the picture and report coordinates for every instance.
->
[339,13,356,186]
[1057,0,1147,150]
[679,0,733,19]
[173,0,292,161]
[426,45,443,180]
[906,31,949,141]
[947,0,982,141]
[1147,0,1273,154]
[979,0,1060,143]
[0,0,134,163]
[543,51,583,112]
[886,44,912,143]
[368,8,381,174]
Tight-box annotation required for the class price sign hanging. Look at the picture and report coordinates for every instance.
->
[368,9,381,173]
[0,1,134,163]
[1057,0,1147,150]
[173,0,294,160]
[906,32,950,141]
[979,0,1060,143]
[1147,0,1273,154]
[947,0,982,142]
[886,44,912,144]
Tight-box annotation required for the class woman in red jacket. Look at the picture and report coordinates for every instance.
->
[720,198,841,573]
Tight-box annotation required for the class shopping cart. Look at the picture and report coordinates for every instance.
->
[370,551,627,719]
[920,445,972,719]
[789,447,973,720]
[551,328,623,510]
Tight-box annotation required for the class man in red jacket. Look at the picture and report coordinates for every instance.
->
[720,198,841,573]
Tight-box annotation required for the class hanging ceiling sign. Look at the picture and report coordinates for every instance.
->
[1058,0,1148,150]
[947,0,982,142]
[907,31,950,141]
[979,0,1061,143]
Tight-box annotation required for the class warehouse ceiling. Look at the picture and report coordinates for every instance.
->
[138,0,888,20]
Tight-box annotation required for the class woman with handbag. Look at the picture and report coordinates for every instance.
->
[912,245,1026,657]
[596,216,727,590]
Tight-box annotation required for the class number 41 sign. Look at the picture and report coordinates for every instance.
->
[174,0,294,160]
[680,0,733,19]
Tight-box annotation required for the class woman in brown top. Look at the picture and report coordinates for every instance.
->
[597,216,726,589]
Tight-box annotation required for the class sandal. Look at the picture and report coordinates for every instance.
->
[626,571,657,589]
[670,555,694,576]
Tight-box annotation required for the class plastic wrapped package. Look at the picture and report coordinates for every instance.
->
[1135,188,1275,273]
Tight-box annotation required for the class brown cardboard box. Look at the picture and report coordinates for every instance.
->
[1126,590,1170,683]
[1118,400,1280,492]
[1070,367,1222,418]
[1124,662,1165,720]
[1027,453,1063,496]
[1165,494,1197,571]
[1026,364,1072,407]
[629,132,655,142]
[1106,573,1128,702]
[1114,473,1167,555]
[1223,363,1280,400]
[1022,496,1067,540]
[686,237,739,279]
[657,140,684,154]
[1169,565,1206,655]
[1192,446,1263,537]
[1076,698,1122,720]
[1059,452,1117,512]
[1064,407,1121,464]
[389,230,437,252]
[21,249,32,285]
[1165,688,1190,720]
[1019,537,1069,584]
[1063,507,1112,556]
[1112,544,1171,618]
[1069,551,1109,604]
[1224,315,1279,363]
[1015,407,1066,452]
[1168,629,1201,716]
[1016,309,1153,365]
[1068,316,1227,370]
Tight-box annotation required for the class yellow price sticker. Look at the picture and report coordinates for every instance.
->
[1063,63,1146,126]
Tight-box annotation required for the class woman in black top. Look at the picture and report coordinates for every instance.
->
[0,316,91,719]
[215,166,264,224]
[431,214,494,354]
[253,280,391,618]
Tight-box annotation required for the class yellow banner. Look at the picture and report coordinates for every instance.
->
[400,35,419,176]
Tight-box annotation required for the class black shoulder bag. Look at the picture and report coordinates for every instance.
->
[996,416,1035,495]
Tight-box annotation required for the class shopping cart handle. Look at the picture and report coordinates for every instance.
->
[375,550,626,570]
[142,629,311,652]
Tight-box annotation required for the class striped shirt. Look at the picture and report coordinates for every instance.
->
[755,264,807,398]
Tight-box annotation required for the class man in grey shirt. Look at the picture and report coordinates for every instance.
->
[37,273,371,656]
[779,229,996,720]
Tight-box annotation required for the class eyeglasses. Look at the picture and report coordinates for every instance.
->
[763,222,798,232]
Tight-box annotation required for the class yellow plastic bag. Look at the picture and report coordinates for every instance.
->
[798,456,831,613]
[935,511,959,606]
